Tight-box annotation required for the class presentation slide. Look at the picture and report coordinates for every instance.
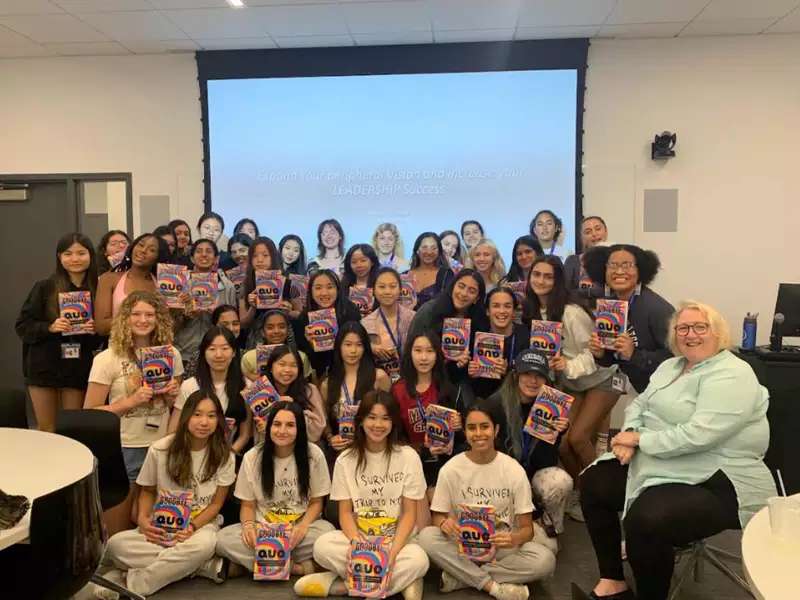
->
[208,69,577,266]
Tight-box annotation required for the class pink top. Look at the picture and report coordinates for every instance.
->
[111,271,156,316]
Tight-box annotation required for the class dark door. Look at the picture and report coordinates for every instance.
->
[0,182,78,389]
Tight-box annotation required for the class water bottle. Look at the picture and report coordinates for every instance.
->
[741,313,758,351]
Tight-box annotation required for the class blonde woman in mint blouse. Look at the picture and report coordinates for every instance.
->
[575,300,776,600]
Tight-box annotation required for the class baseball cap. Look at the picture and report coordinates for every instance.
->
[514,348,552,383]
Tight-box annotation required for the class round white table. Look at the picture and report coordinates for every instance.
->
[742,504,800,600]
[0,428,94,550]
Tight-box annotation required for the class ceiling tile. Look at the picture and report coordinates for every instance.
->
[53,0,154,12]
[696,0,799,21]
[353,29,433,45]
[160,7,267,37]
[149,0,227,7]
[427,0,521,31]
[765,7,800,32]
[517,0,615,27]
[340,0,430,34]
[0,41,54,56]
[44,40,131,54]
[0,23,33,44]
[598,22,685,38]
[78,11,188,40]
[256,4,348,36]
[0,13,109,42]
[606,0,708,25]
[515,24,598,39]
[0,1,64,16]
[434,28,514,42]
[121,37,198,52]
[273,34,354,47]
[196,36,276,49]
[681,18,777,36]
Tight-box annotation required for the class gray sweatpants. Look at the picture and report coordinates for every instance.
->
[103,524,218,596]
[417,525,556,590]
[216,519,335,570]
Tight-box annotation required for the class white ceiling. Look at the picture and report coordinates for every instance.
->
[0,0,798,58]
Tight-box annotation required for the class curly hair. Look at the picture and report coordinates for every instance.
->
[110,290,174,359]
[582,244,661,288]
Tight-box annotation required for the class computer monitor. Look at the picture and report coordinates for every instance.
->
[774,283,800,338]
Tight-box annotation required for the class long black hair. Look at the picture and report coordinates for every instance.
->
[233,218,259,238]
[348,390,405,474]
[259,401,311,501]
[523,255,589,324]
[463,398,502,450]
[49,233,99,320]
[227,232,252,255]
[341,243,380,292]
[242,236,282,307]
[529,209,563,243]
[427,267,489,333]
[279,234,307,275]
[409,232,449,270]
[266,345,310,409]
[167,219,192,256]
[325,322,377,427]
[305,269,356,318]
[506,235,543,282]
[194,326,246,423]
[399,330,455,403]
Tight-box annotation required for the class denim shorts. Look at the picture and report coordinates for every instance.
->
[121,446,148,482]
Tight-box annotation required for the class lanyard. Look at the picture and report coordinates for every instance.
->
[341,383,354,406]
[378,307,402,355]
[507,333,516,368]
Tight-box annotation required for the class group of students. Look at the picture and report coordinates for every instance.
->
[14,208,777,600]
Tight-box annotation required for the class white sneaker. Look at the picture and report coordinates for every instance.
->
[401,577,424,600]
[294,571,340,597]
[440,570,469,593]
[490,582,530,600]
[90,568,125,600]
[195,556,225,583]
[565,490,585,523]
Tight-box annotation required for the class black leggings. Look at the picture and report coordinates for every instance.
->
[580,460,741,600]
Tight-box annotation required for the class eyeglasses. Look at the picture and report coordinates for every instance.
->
[607,261,636,272]
[675,323,710,336]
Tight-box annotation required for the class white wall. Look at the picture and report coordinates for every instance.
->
[584,34,800,343]
[0,53,203,235]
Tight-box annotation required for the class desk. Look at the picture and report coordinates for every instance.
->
[0,428,94,550]
[742,506,800,600]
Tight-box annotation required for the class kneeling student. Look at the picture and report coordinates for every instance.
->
[94,391,235,598]
[418,401,557,600]
[294,390,429,600]
[216,401,334,577]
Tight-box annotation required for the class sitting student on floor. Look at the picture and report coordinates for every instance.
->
[418,400,557,600]
[215,401,334,579]
[94,390,235,598]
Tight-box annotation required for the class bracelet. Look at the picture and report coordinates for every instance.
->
[242,520,256,529]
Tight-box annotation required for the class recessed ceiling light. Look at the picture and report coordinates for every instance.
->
[226,0,246,8]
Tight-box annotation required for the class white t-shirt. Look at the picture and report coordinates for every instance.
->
[234,442,331,524]
[176,377,228,413]
[430,451,534,528]
[88,347,184,448]
[136,434,236,519]
[331,445,425,536]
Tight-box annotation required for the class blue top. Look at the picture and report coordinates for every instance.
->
[606,349,776,526]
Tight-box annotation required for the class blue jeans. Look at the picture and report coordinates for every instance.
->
[121,446,148,482]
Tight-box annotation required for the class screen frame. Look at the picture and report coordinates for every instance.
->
[196,39,589,252]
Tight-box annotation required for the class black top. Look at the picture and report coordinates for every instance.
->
[413,267,455,310]
[292,300,361,380]
[15,278,103,389]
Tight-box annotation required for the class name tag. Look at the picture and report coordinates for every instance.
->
[611,373,628,394]
[61,343,80,359]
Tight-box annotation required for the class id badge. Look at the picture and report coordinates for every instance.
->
[611,372,628,394]
[61,343,80,359]
[145,402,163,429]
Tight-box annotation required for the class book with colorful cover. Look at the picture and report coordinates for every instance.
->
[255,270,285,310]
[152,490,192,546]
[457,504,496,563]
[242,376,281,431]
[472,332,505,379]
[225,264,247,299]
[139,345,174,393]
[349,287,374,318]
[157,263,189,309]
[399,273,417,308]
[256,344,281,376]
[307,308,338,352]
[424,404,459,454]
[190,272,219,311]
[58,291,93,335]
[253,522,292,581]
[442,318,471,361]
[288,274,309,312]
[522,384,574,444]
[595,299,629,350]
[339,402,359,440]
[529,320,563,356]
[346,536,391,598]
